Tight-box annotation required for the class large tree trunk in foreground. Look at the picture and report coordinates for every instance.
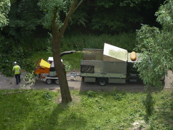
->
[51,0,84,104]
[51,9,72,104]
[52,36,72,104]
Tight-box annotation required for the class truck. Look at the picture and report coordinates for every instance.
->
[80,43,142,86]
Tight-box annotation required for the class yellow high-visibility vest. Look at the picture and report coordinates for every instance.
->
[12,65,21,74]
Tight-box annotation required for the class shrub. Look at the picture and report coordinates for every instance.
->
[0,38,34,76]
[142,92,155,122]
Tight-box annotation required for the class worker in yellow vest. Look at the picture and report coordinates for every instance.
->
[12,61,21,85]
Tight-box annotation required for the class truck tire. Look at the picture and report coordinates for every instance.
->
[54,79,59,85]
[46,79,52,84]
[97,78,108,86]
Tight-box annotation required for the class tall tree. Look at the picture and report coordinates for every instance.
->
[126,0,173,122]
[0,0,10,28]
[38,0,83,104]
[76,0,164,33]
[135,0,173,88]
[3,0,44,39]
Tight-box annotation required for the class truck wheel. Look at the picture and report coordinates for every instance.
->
[46,79,52,84]
[97,78,107,86]
[54,79,59,85]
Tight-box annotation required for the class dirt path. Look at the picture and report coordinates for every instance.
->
[0,70,173,92]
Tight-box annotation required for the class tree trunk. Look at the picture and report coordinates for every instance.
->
[51,8,72,104]
[52,31,72,104]
[50,0,84,104]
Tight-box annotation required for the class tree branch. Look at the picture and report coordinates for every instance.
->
[52,8,59,36]
[73,0,84,13]
[59,0,84,38]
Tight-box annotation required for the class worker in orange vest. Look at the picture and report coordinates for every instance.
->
[12,61,21,85]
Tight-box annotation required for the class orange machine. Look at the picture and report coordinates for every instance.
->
[34,50,76,84]
[34,59,51,75]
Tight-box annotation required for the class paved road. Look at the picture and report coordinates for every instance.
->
[0,70,173,92]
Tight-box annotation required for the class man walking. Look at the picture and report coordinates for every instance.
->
[12,61,21,85]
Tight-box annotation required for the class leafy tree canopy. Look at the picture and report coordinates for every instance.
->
[4,0,44,38]
[81,0,164,33]
[0,0,10,28]
[38,0,68,30]
[135,0,173,88]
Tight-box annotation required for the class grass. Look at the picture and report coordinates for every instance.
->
[62,52,83,71]
[0,89,173,130]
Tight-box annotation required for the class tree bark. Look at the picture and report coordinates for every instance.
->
[52,37,72,104]
[51,0,84,104]
[51,8,72,104]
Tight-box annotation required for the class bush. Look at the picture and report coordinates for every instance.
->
[61,33,137,52]
[0,38,35,76]
[87,91,97,98]
[142,92,155,123]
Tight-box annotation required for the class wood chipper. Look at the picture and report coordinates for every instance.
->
[34,50,75,84]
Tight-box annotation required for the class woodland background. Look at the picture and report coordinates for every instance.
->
[0,0,165,76]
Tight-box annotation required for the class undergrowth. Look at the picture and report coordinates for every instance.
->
[0,32,137,76]
[61,33,137,52]
[0,39,34,77]
[0,89,173,130]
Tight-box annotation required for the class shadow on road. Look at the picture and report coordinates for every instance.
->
[79,81,165,93]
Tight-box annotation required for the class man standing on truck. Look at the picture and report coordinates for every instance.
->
[12,61,21,85]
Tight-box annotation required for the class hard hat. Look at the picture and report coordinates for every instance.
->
[14,61,17,64]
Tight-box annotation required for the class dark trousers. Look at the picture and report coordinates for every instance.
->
[15,74,20,84]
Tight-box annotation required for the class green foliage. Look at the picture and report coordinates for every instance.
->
[20,36,50,52]
[111,90,126,101]
[71,0,164,33]
[42,92,52,100]
[155,0,173,28]
[6,0,44,38]
[69,5,88,27]
[135,0,173,88]
[142,92,155,122]
[90,5,142,33]
[61,53,82,71]
[0,0,165,36]
[135,25,171,87]
[63,61,71,72]
[0,0,10,28]
[24,71,36,85]
[38,0,68,29]
[120,0,151,6]
[0,38,34,77]
[61,32,137,51]
[87,90,97,97]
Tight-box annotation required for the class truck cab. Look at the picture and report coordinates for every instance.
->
[126,53,143,83]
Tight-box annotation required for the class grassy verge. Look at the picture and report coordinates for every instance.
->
[0,89,173,130]
[62,52,83,71]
